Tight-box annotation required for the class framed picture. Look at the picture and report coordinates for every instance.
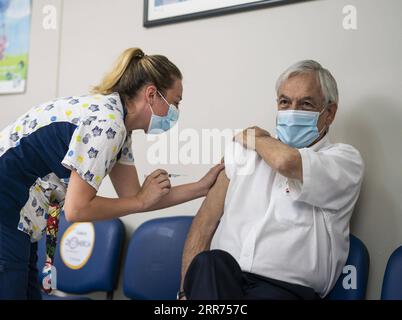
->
[0,0,31,94]
[144,0,309,28]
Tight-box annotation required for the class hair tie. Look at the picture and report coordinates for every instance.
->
[136,52,145,59]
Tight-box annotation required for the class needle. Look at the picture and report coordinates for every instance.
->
[143,173,186,178]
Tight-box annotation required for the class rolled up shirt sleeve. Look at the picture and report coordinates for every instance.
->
[287,143,364,211]
[224,141,236,180]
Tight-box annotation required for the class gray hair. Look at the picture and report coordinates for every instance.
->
[275,60,339,105]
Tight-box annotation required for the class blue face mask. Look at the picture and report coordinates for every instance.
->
[147,91,180,135]
[276,108,327,148]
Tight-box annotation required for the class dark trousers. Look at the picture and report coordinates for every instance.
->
[184,250,320,300]
[0,222,42,300]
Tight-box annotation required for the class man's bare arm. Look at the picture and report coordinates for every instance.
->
[255,136,303,181]
[180,170,230,294]
[234,126,302,181]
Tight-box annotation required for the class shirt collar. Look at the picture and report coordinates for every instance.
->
[111,92,127,121]
[308,134,331,151]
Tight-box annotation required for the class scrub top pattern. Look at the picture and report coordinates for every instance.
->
[0,92,134,242]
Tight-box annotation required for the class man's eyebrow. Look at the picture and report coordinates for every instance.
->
[278,94,291,100]
[300,96,316,101]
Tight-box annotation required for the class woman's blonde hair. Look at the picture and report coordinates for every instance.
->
[92,48,182,99]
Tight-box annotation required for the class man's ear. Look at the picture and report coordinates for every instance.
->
[326,103,338,126]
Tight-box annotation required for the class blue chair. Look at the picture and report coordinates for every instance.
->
[327,234,370,300]
[37,213,125,300]
[123,216,193,300]
[381,246,402,299]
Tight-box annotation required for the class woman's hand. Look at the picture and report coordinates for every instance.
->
[136,169,171,210]
[197,163,225,196]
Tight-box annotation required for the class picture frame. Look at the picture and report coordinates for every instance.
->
[0,0,32,94]
[144,0,310,28]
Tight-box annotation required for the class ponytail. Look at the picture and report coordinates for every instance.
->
[92,47,182,98]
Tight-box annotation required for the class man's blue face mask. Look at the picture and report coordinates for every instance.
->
[147,91,179,135]
[276,107,327,149]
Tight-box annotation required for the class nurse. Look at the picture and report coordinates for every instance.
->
[0,48,224,299]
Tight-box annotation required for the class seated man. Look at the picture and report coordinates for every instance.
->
[179,60,364,300]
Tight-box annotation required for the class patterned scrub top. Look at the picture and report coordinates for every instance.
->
[0,92,134,242]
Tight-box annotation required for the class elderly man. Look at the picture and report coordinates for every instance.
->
[178,60,364,300]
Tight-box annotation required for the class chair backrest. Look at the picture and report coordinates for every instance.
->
[37,213,125,296]
[327,234,370,300]
[123,216,193,300]
[381,246,402,299]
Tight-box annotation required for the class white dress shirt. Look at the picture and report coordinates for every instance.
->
[210,135,364,297]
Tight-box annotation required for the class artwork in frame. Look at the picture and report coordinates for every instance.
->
[0,0,31,94]
[144,0,310,27]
